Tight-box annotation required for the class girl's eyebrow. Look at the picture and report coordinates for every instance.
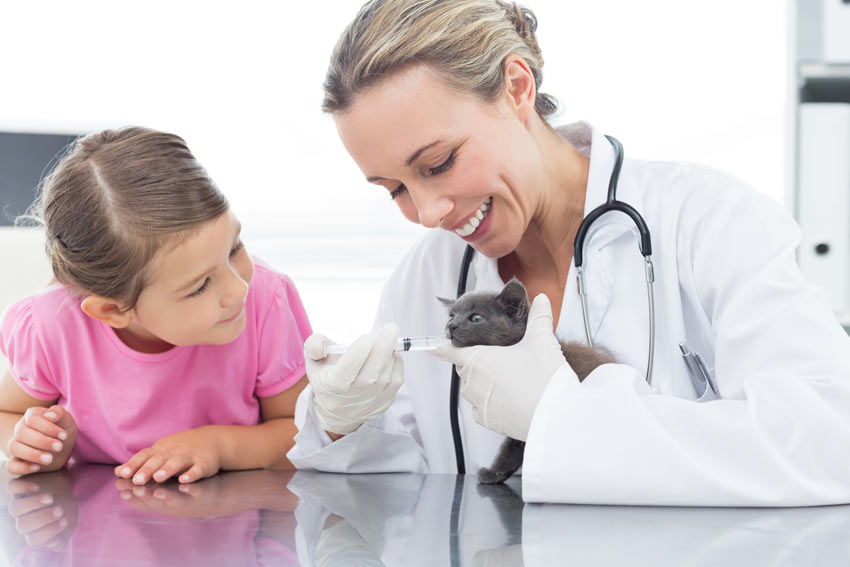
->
[175,221,243,293]
[177,269,214,294]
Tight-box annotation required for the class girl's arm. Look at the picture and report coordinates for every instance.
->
[217,375,308,471]
[0,369,77,474]
[116,376,309,484]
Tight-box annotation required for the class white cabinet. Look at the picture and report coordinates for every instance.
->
[792,0,850,325]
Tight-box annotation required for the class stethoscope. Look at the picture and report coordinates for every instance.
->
[449,135,656,474]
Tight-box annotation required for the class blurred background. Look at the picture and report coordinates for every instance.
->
[0,0,788,341]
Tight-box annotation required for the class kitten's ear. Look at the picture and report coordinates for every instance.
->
[436,296,455,310]
[496,279,529,319]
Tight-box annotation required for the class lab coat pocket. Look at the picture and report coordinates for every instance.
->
[695,378,719,402]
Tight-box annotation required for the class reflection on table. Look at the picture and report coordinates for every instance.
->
[1,464,848,566]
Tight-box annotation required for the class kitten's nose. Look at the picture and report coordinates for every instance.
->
[446,320,458,336]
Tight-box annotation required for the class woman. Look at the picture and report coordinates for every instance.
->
[288,0,850,506]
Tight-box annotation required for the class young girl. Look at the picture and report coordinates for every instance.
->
[0,127,310,485]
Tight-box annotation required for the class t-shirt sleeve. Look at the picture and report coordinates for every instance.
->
[254,273,312,398]
[0,297,60,400]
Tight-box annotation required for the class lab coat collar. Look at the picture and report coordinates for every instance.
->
[469,122,647,340]
[559,122,647,240]
[559,123,648,340]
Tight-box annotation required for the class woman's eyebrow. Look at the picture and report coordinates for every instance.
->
[405,140,441,166]
[365,140,443,183]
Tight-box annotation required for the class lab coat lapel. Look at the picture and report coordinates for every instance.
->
[557,124,648,343]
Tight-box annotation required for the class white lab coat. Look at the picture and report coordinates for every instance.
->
[288,122,850,506]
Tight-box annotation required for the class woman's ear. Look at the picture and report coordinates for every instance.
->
[502,54,537,122]
[80,296,133,329]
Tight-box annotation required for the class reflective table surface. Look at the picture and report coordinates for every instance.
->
[1,464,849,566]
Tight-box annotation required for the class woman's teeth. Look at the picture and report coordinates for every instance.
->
[454,197,492,237]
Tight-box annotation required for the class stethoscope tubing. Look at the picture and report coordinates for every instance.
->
[573,135,655,384]
[450,134,656,474]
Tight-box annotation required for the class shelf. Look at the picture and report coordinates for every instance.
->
[799,62,850,80]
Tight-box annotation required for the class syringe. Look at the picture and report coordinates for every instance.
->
[323,336,452,356]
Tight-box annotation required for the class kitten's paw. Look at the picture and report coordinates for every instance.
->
[478,466,510,484]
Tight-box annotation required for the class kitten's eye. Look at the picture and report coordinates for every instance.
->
[469,314,483,323]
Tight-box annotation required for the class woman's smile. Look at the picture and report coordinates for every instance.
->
[453,197,492,238]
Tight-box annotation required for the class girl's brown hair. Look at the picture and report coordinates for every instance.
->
[33,127,229,310]
[322,0,557,117]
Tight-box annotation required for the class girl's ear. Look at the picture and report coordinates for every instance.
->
[80,296,133,329]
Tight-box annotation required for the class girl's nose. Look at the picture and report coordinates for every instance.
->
[222,269,249,307]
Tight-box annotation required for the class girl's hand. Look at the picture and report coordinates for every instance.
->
[114,427,222,485]
[6,405,77,476]
[6,470,78,552]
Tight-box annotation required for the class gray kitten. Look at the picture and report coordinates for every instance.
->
[438,278,616,484]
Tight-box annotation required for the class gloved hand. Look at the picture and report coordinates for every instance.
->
[304,324,404,436]
[432,294,567,441]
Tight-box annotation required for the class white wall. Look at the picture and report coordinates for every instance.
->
[0,1,787,341]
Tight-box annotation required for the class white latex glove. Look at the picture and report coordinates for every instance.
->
[304,323,404,436]
[432,294,567,441]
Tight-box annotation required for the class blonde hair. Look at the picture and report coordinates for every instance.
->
[322,0,557,117]
[31,127,229,310]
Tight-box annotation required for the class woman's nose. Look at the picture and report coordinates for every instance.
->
[413,187,453,229]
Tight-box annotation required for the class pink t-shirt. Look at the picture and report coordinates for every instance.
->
[0,261,312,465]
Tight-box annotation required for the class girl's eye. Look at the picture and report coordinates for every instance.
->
[469,314,483,323]
[230,240,244,257]
[190,277,211,298]
[390,184,407,200]
[428,150,456,176]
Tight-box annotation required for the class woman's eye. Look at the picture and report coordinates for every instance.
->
[190,277,211,298]
[469,314,483,323]
[390,184,407,200]
[428,150,456,176]
[230,240,244,257]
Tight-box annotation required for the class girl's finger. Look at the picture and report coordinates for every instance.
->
[21,409,67,441]
[115,448,154,479]
[6,458,41,476]
[14,425,63,454]
[8,440,53,468]
[152,455,193,483]
[132,455,167,485]
[177,462,209,484]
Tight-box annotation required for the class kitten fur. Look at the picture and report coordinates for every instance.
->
[438,278,616,484]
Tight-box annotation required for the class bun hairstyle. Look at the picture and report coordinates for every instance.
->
[322,0,558,118]
[31,127,229,310]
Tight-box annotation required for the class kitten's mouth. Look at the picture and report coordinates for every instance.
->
[453,197,492,237]
[445,327,469,347]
